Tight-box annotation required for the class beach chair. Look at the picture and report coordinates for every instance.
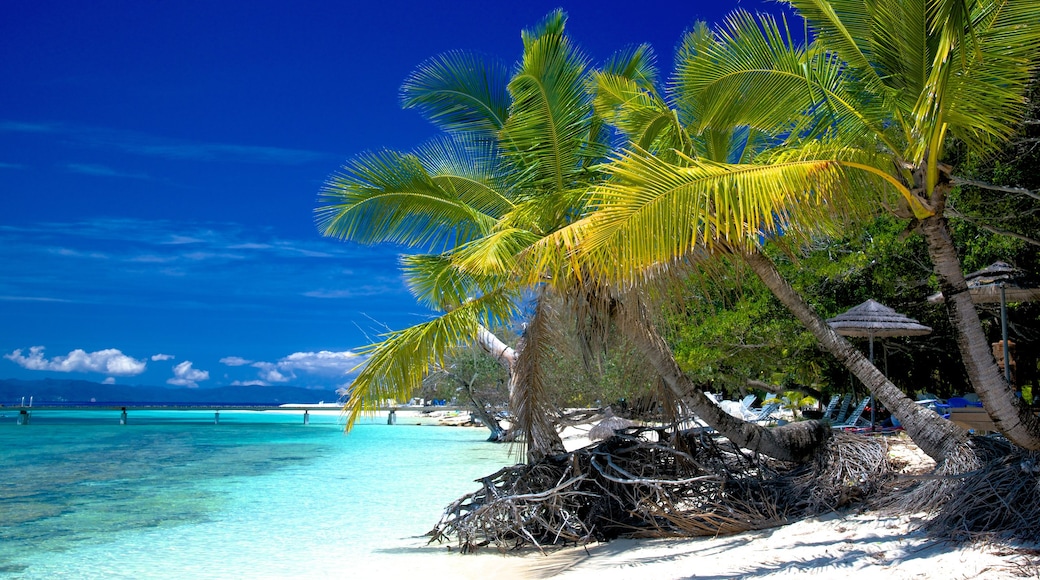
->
[739,394,757,413]
[751,402,781,422]
[833,395,854,424]
[831,397,870,429]
[822,395,842,421]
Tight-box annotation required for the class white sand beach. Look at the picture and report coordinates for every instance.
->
[414,417,1039,580]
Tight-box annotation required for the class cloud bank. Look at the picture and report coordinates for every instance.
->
[167,361,209,388]
[4,346,147,376]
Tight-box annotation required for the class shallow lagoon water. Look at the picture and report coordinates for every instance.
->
[0,410,517,578]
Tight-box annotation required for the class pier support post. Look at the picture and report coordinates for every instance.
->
[214,411,220,424]
[304,410,310,425]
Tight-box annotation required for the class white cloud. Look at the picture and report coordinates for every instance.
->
[231,380,269,387]
[167,360,209,388]
[102,377,116,384]
[4,346,147,376]
[279,350,365,375]
[252,362,292,383]
[237,350,366,385]
[151,353,174,361]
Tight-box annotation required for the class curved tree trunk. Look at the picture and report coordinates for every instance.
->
[477,318,566,462]
[618,297,831,464]
[460,377,507,442]
[919,208,1040,450]
[744,249,968,462]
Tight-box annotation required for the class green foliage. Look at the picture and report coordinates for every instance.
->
[764,391,819,419]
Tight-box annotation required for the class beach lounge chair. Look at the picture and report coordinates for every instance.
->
[831,397,870,429]
[822,395,842,421]
[739,394,757,412]
[751,402,781,423]
[833,396,853,424]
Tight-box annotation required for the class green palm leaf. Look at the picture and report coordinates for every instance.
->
[501,10,594,194]
[400,50,511,137]
[316,146,500,251]
[341,289,518,430]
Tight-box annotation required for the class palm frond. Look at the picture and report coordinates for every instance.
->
[674,10,896,153]
[415,136,517,218]
[600,43,659,96]
[400,50,510,137]
[317,148,499,251]
[939,0,1040,157]
[401,253,503,311]
[341,289,519,430]
[501,10,595,194]
[562,145,896,284]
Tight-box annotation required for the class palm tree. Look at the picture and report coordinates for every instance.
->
[320,12,836,464]
[536,10,974,461]
[703,0,1040,451]
[317,11,637,461]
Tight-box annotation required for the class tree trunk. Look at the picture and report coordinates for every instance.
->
[744,249,968,462]
[918,210,1040,449]
[460,379,507,442]
[619,297,831,464]
[477,322,566,462]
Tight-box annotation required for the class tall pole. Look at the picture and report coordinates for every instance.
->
[1001,283,1011,384]
[868,334,875,429]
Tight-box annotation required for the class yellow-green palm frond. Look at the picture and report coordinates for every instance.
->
[415,137,516,218]
[600,43,659,96]
[449,227,542,279]
[502,10,595,194]
[401,253,504,312]
[400,50,511,137]
[499,186,592,236]
[938,0,1040,156]
[316,147,501,251]
[341,289,519,431]
[674,10,894,152]
[784,0,886,87]
[570,146,889,284]
[593,70,690,158]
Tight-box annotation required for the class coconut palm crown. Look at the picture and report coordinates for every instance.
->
[546,0,1040,450]
[316,11,656,459]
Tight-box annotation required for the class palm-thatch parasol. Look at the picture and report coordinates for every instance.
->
[826,299,933,427]
[589,407,636,441]
[927,261,1040,382]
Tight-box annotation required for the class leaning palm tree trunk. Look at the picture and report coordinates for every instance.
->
[477,316,566,462]
[744,249,967,462]
[617,296,831,464]
[918,203,1040,450]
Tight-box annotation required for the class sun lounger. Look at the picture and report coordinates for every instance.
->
[831,397,870,429]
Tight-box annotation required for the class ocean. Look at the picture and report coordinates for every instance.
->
[0,410,519,579]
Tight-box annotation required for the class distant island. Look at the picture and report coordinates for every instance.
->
[0,378,341,406]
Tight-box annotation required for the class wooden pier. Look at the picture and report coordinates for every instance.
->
[3,404,466,425]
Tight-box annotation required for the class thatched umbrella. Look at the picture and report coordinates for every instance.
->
[589,408,636,441]
[927,261,1040,382]
[826,299,933,427]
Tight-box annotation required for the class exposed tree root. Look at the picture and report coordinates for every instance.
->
[888,436,1040,542]
[428,428,890,552]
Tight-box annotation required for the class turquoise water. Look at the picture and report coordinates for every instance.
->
[0,410,517,578]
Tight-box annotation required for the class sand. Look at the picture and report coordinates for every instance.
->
[418,417,1040,580]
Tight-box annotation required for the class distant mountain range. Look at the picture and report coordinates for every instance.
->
[0,378,341,406]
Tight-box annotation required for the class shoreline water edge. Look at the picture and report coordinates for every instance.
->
[1,409,1035,579]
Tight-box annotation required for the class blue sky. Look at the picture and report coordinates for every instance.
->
[1,0,782,391]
